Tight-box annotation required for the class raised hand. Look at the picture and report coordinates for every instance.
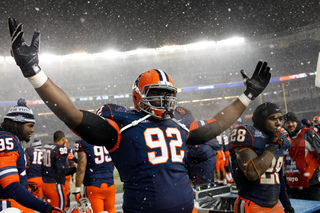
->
[8,17,41,77]
[241,61,271,100]
[272,127,289,148]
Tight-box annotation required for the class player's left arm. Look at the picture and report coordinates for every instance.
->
[188,61,271,144]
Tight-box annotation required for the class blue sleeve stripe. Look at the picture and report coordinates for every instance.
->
[0,167,18,179]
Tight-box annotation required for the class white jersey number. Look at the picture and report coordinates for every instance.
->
[145,127,184,165]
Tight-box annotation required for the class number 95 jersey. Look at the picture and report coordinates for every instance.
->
[230,125,291,207]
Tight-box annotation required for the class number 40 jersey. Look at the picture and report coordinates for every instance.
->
[230,125,291,207]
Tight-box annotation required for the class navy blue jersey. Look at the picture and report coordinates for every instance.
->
[97,104,195,213]
[187,139,218,185]
[42,143,76,184]
[0,131,28,198]
[74,139,114,187]
[230,125,291,207]
[25,146,43,179]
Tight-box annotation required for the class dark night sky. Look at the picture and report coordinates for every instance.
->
[0,0,319,56]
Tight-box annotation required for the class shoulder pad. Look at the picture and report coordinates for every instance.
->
[175,107,192,115]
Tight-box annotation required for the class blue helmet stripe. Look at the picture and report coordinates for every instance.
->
[154,69,169,82]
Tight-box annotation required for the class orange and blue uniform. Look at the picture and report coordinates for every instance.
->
[25,145,43,199]
[42,143,76,211]
[230,125,291,212]
[0,131,51,212]
[74,139,115,213]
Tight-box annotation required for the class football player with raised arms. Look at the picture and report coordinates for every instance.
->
[9,17,271,213]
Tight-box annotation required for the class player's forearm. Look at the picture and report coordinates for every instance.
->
[75,171,85,187]
[247,151,275,180]
[214,98,246,132]
[5,182,49,212]
[35,77,82,128]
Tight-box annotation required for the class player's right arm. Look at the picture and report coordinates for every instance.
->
[230,126,275,181]
[74,151,87,202]
[8,17,119,148]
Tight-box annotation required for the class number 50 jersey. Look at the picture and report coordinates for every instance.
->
[230,125,291,207]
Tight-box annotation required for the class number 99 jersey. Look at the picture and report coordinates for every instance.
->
[74,139,114,187]
[230,125,291,207]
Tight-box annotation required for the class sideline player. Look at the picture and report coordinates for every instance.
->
[9,17,271,213]
[42,131,76,211]
[0,98,63,212]
[25,137,44,199]
[74,139,116,213]
[230,102,294,213]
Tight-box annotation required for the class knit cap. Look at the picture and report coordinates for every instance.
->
[4,98,35,123]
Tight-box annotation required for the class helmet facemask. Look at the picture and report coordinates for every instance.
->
[138,85,177,120]
[132,69,177,120]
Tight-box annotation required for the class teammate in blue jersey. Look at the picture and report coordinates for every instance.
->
[42,131,77,211]
[25,137,44,199]
[0,98,63,213]
[74,139,116,213]
[186,139,219,186]
[9,17,271,213]
[230,102,294,213]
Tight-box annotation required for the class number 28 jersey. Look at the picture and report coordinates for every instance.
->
[230,125,291,207]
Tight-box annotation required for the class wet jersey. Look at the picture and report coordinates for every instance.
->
[74,139,114,187]
[42,143,76,184]
[230,125,291,207]
[0,131,28,199]
[96,104,195,213]
[25,146,43,179]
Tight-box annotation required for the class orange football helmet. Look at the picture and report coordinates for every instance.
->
[313,116,320,126]
[132,69,177,120]
[69,198,93,213]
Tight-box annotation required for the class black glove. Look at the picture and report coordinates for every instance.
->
[241,61,271,100]
[28,182,38,193]
[285,207,295,213]
[8,17,41,77]
[272,127,289,148]
[45,205,64,213]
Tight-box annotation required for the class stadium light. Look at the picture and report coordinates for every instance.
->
[217,37,245,46]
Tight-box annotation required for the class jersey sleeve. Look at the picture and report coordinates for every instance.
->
[0,154,20,188]
[0,132,21,188]
[74,140,85,153]
[230,125,254,153]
